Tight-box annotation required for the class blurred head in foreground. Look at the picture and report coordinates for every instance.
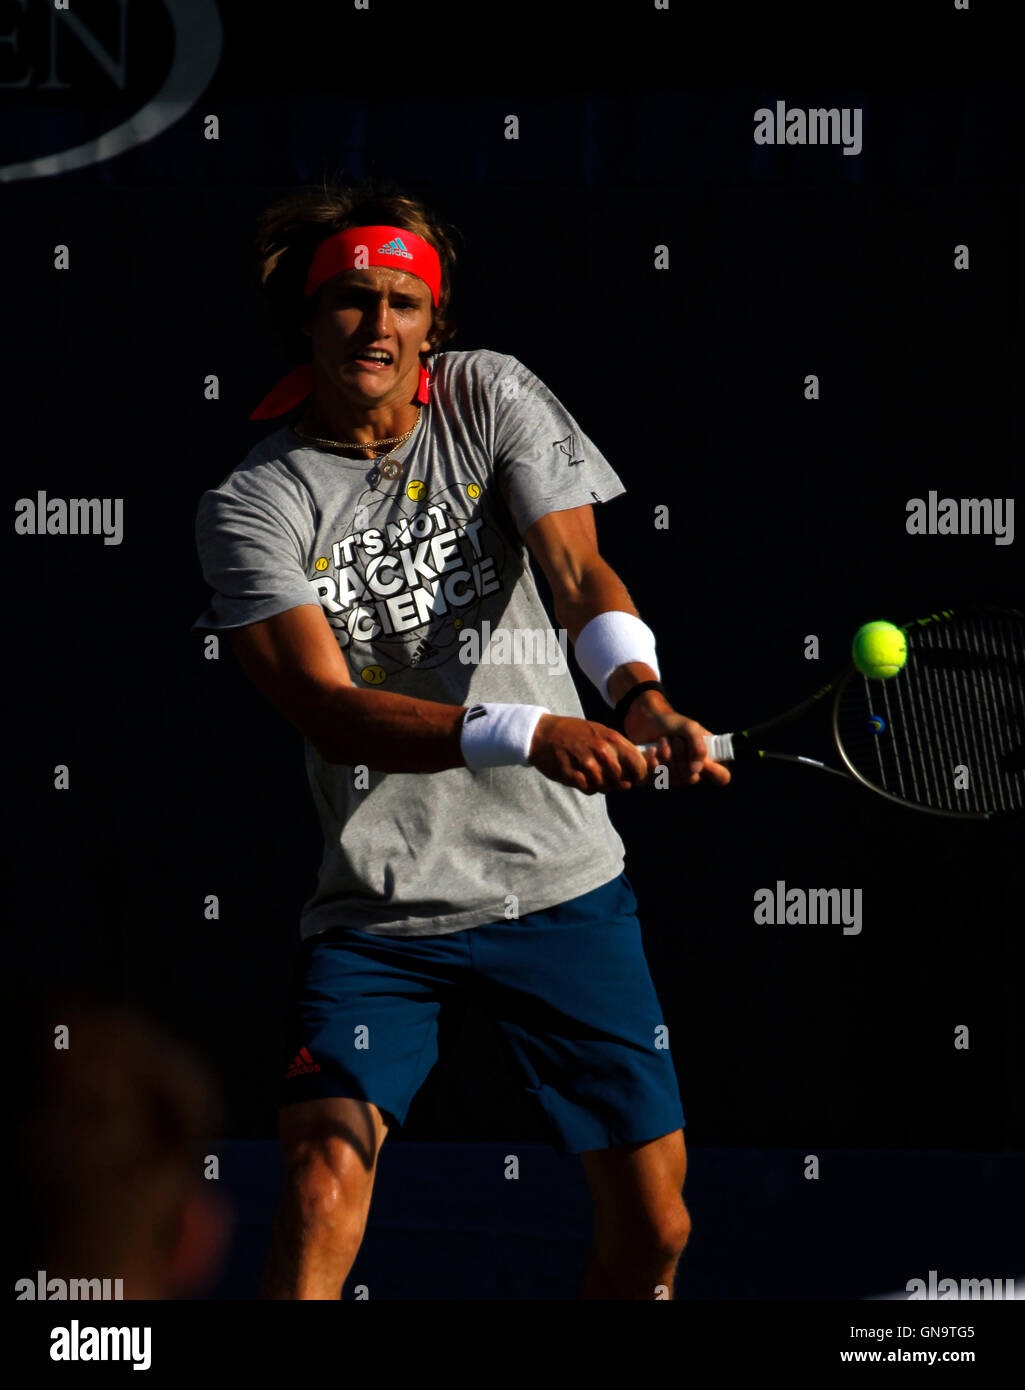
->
[15,1004,231,1300]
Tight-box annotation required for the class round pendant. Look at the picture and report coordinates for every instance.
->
[379,457,402,480]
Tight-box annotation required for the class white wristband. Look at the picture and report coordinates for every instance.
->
[574,611,660,707]
[460,702,550,770]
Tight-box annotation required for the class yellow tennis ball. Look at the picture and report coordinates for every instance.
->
[851,621,907,679]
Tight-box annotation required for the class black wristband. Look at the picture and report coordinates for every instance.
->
[614,680,667,732]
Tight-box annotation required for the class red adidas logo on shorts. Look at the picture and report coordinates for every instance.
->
[285,1046,321,1078]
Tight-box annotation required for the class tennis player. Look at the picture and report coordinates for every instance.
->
[192,183,729,1301]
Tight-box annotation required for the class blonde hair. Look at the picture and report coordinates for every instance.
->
[254,177,460,364]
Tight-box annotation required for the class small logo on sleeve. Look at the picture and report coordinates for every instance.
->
[285,1047,321,1079]
[553,434,584,466]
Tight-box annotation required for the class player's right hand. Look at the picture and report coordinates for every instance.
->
[528,714,652,795]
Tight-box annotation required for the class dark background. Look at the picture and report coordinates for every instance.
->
[5,3,1022,1161]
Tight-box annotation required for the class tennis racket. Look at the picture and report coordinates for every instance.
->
[636,604,1025,821]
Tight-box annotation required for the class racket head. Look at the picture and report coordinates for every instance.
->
[832,605,1025,821]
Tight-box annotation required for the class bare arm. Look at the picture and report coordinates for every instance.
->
[525,506,730,787]
[226,605,468,771]
[226,592,654,793]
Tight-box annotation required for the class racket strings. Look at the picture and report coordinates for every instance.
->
[837,613,1025,816]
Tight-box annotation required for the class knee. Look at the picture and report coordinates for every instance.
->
[282,1145,370,1237]
[288,1166,347,1225]
[598,1200,691,1269]
[648,1202,691,1263]
[668,1202,692,1256]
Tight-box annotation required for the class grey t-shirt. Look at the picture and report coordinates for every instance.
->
[193,348,628,938]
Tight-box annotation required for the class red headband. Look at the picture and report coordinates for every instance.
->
[249,224,441,420]
[306,225,441,304]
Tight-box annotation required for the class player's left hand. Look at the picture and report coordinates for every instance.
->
[625,709,731,787]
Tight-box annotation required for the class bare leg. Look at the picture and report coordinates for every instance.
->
[578,1130,690,1301]
[261,1097,388,1300]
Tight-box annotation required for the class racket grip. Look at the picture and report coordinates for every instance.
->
[635,732,735,762]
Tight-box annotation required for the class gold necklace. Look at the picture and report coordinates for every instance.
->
[293,407,422,454]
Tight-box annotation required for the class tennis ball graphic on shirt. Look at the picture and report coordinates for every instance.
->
[314,557,329,572]
[406,480,426,501]
[466,483,481,499]
[361,666,387,685]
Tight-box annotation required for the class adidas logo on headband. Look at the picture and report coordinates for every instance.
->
[377,236,414,260]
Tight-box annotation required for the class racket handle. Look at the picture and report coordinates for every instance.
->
[635,732,735,762]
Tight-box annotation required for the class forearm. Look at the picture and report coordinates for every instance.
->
[559,561,672,720]
[316,560,666,769]
[313,686,469,771]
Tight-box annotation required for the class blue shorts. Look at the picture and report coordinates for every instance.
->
[278,872,685,1156]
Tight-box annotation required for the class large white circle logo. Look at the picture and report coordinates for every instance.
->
[0,0,223,182]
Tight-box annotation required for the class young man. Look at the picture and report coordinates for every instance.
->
[192,185,729,1301]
